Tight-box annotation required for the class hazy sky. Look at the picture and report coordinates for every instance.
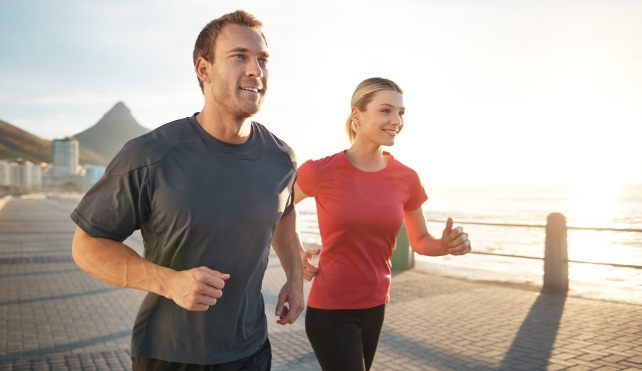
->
[1,0,641,186]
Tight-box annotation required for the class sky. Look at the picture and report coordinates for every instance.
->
[1,0,641,186]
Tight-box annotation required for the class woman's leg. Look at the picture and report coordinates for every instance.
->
[361,304,386,370]
[305,306,367,371]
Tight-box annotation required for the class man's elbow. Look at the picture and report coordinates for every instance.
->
[71,228,92,271]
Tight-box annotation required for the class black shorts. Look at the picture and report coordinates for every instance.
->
[131,338,271,371]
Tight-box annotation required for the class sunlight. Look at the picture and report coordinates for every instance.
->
[566,182,619,267]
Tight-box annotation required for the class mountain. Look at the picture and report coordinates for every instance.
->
[0,119,106,165]
[73,102,150,163]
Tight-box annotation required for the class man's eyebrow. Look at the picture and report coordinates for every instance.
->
[227,47,270,58]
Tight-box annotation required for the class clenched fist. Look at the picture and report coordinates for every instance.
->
[166,266,230,311]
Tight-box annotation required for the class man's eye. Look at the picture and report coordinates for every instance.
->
[259,58,268,64]
[234,54,245,59]
[400,111,405,116]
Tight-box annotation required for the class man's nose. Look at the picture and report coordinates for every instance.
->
[246,58,264,79]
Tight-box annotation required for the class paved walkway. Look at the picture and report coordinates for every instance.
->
[0,196,641,370]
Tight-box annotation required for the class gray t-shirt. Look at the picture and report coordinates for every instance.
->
[71,115,297,364]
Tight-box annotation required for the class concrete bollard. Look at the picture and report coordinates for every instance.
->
[544,213,569,291]
[392,222,414,270]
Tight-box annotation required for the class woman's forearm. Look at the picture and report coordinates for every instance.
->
[409,233,448,256]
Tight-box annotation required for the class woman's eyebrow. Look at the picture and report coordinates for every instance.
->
[379,103,405,109]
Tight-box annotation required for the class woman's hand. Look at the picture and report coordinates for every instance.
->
[301,247,320,280]
[441,217,471,255]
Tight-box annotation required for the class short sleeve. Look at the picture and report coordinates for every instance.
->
[70,167,150,242]
[404,170,428,211]
[296,160,321,197]
[281,179,295,217]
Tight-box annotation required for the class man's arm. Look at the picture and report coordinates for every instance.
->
[270,209,305,325]
[72,227,229,311]
[293,183,320,280]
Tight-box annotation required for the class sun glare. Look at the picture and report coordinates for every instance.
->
[566,182,619,267]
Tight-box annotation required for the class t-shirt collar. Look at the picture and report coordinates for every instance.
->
[188,113,258,151]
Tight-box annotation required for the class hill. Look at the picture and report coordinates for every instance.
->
[0,119,106,165]
[73,102,150,163]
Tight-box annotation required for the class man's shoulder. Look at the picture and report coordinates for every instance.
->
[253,122,297,166]
[107,117,201,175]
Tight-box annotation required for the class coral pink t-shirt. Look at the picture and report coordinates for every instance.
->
[297,151,428,309]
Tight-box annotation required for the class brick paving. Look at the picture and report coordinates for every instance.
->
[1,196,641,370]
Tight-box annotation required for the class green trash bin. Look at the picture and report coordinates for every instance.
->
[392,222,414,270]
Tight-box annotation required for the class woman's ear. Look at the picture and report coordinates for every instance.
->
[351,107,360,126]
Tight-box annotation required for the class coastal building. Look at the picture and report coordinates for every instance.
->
[52,137,79,178]
[0,161,9,186]
[84,165,106,189]
[0,159,43,189]
[19,161,43,189]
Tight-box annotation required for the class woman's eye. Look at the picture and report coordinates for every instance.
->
[382,109,390,113]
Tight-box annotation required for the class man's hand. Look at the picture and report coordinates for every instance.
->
[167,266,230,311]
[301,248,320,281]
[275,279,304,325]
[441,217,471,255]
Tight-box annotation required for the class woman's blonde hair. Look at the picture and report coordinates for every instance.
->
[345,77,404,144]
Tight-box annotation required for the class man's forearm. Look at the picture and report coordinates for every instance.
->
[271,211,304,282]
[71,227,175,296]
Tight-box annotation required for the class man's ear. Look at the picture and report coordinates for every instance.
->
[195,57,212,84]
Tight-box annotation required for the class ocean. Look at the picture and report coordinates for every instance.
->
[297,183,642,291]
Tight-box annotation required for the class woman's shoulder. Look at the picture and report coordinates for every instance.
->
[299,151,345,172]
[388,154,422,180]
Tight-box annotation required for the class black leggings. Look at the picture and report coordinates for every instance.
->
[305,304,385,371]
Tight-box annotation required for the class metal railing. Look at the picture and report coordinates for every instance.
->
[300,217,642,272]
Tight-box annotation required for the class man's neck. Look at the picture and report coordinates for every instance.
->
[195,105,253,145]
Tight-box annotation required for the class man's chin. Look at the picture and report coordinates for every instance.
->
[241,101,263,116]
[233,104,261,120]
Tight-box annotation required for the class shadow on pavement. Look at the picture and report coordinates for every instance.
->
[0,287,118,306]
[377,330,497,371]
[499,289,567,370]
[0,329,132,362]
[0,267,79,278]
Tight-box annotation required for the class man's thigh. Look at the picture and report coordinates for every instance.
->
[131,339,271,371]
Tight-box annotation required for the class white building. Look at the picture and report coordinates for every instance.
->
[20,162,43,189]
[84,165,106,189]
[0,159,43,189]
[0,160,9,186]
[52,137,79,178]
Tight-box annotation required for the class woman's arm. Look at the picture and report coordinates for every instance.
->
[294,183,309,205]
[403,207,471,256]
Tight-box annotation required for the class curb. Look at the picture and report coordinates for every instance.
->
[0,195,12,212]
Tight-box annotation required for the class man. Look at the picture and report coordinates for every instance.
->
[71,10,304,370]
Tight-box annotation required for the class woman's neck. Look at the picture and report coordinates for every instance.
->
[345,141,388,172]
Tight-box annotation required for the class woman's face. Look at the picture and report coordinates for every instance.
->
[353,90,405,147]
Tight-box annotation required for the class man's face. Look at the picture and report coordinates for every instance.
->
[208,24,269,120]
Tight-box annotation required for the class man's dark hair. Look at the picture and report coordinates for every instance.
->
[193,10,266,93]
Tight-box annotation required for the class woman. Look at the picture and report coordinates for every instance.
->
[295,77,472,371]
